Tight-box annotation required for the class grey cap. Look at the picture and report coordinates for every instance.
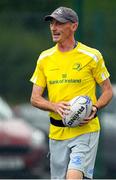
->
[44,7,79,23]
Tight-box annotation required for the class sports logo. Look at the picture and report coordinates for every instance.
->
[55,9,62,15]
[67,106,85,126]
[72,63,82,71]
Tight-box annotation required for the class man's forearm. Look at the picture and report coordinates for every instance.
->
[95,90,113,109]
[95,79,113,109]
[31,95,55,112]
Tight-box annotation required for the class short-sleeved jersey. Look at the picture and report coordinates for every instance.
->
[30,42,110,140]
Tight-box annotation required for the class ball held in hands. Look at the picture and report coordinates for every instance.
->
[62,96,92,127]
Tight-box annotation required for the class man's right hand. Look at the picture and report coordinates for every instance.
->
[52,101,70,118]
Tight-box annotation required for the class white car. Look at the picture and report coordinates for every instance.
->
[14,103,50,133]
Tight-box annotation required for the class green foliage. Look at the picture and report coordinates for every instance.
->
[0,22,52,103]
[83,0,116,82]
[0,0,59,12]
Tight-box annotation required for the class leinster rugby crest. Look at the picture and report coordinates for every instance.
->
[72,63,82,71]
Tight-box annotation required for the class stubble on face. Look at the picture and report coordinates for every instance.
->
[50,20,74,44]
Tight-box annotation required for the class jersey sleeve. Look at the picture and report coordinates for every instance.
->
[30,57,46,88]
[91,52,110,84]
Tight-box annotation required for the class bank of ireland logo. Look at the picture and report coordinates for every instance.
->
[72,63,82,71]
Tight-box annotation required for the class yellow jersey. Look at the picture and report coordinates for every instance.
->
[30,42,110,140]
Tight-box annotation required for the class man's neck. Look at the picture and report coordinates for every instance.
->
[57,39,77,52]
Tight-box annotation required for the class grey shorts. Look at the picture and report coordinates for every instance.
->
[49,131,100,179]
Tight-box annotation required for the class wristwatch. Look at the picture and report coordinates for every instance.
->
[93,105,98,112]
[93,105,99,118]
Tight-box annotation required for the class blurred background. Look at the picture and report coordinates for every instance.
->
[0,0,116,179]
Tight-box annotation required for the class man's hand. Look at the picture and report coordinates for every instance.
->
[52,101,70,118]
[79,105,98,126]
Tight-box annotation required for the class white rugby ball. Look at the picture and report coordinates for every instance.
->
[62,96,92,127]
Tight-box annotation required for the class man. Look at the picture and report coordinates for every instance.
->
[30,7,113,179]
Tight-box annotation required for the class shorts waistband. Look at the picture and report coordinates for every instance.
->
[50,117,65,127]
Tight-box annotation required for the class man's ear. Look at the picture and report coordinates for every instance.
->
[72,22,78,32]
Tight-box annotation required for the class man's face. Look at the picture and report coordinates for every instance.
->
[50,19,77,43]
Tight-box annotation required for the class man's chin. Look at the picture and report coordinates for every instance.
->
[52,39,59,43]
[52,37,60,43]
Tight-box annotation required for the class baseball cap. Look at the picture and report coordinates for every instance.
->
[44,7,79,23]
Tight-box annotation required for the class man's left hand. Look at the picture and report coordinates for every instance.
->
[79,105,98,126]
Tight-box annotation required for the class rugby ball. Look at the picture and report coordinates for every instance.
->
[62,96,92,127]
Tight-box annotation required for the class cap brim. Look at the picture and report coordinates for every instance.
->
[44,15,68,23]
